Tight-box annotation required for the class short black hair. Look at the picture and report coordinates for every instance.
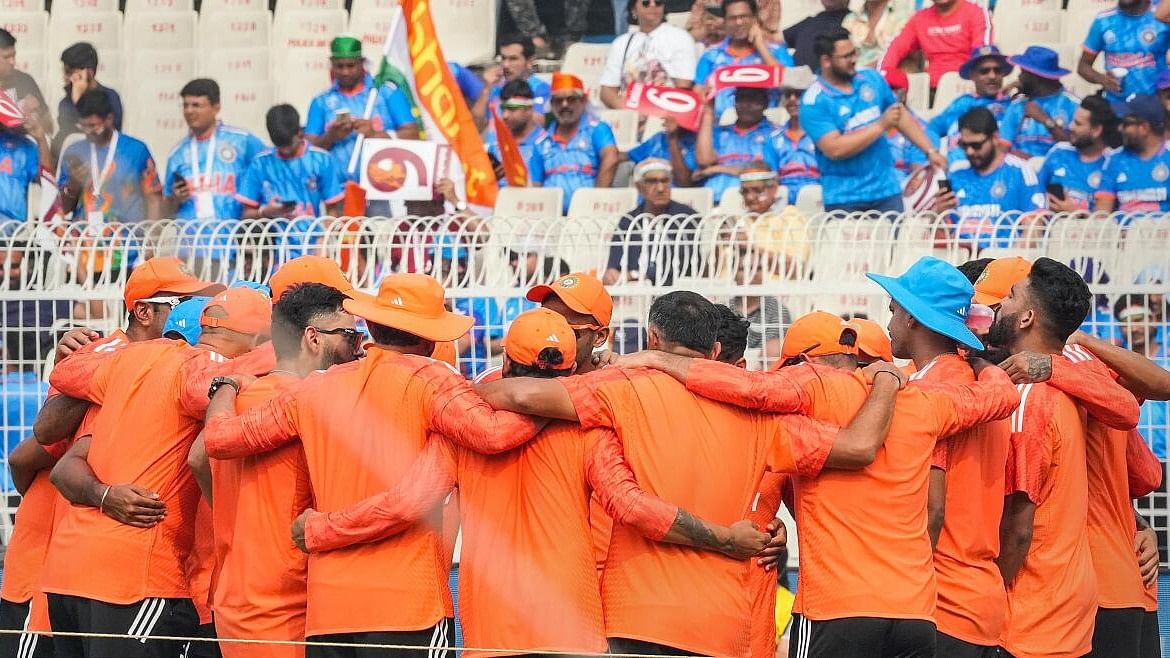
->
[500,79,535,102]
[813,27,851,60]
[722,0,758,15]
[1026,257,1091,343]
[1113,293,1153,323]
[734,87,769,104]
[957,258,993,285]
[367,320,425,346]
[76,90,113,119]
[180,78,221,105]
[498,34,535,59]
[509,347,570,378]
[0,29,15,50]
[266,104,300,148]
[1081,95,1121,148]
[958,106,998,137]
[61,42,98,71]
[271,283,348,358]
[715,304,750,364]
[647,291,719,353]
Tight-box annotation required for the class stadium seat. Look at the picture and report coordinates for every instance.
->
[349,0,397,13]
[218,81,274,137]
[198,11,272,50]
[1,11,48,55]
[599,109,639,151]
[718,107,737,126]
[671,187,714,213]
[431,0,497,65]
[347,9,395,54]
[906,72,930,115]
[641,114,665,140]
[780,0,821,29]
[930,72,972,116]
[561,43,610,97]
[48,0,118,13]
[1118,219,1170,285]
[200,47,271,81]
[274,0,344,17]
[199,0,268,13]
[494,187,564,219]
[124,0,195,12]
[125,80,187,159]
[567,187,637,220]
[94,49,122,87]
[716,187,746,212]
[993,0,1060,14]
[273,9,347,53]
[809,217,896,317]
[665,11,690,29]
[48,11,123,54]
[0,0,42,12]
[794,184,823,215]
[126,48,197,82]
[275,49,333,116]
[1064,0,1114,15]
[993,10,1064,55]
[124,11,198,51]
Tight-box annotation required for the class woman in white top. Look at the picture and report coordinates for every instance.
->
[599,0,697,109]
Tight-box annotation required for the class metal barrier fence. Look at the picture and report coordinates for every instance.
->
[0,212,1167,549]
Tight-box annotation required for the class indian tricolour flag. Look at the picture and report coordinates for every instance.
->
[370,1,499,212]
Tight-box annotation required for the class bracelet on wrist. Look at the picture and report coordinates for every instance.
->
[98,484,112,513]
[873,370,901,385]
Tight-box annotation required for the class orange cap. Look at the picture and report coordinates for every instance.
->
[847,318,894,362]
[550,72,585,96]
[973,257,1032,306]
[270,255,357,302]
[526,273,613,327]
[430,340,458,368]
[124,256,224,308]
[200,287,273,336]
[343,273,473,342]
[780,311,858,361]
[504,308,575,371]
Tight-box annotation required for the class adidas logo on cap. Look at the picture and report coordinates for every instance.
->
[547,334,560,343]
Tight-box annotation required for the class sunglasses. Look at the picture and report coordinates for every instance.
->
[639,0,664,6]
[976,66,1004,75]
[959,136,991,151]
[312,326,364,347]
[568,321,604,338]
[138,295,192,308]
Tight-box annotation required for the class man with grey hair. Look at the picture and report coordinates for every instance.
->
[604,158,698,286]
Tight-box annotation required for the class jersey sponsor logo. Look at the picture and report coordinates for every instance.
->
[991,181,1006,199]
[1153,163,1169,182]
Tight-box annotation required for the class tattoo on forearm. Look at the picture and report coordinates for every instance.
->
[673,509,726,551]
[1026,354,1052,381]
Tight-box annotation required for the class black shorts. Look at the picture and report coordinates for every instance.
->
[607,637,701,656]
[307,617,454,658]
[1140,610,1160,658]
[788,614,936,658]
[46,593,198,658]
[935,631,999,658]
[185,622,222,658]
[1088,607,1145,658]
[0,598,54,658]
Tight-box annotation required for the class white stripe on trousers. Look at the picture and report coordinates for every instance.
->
[127,598,165,642]
[137,599,167,643]
[17,607,38,658]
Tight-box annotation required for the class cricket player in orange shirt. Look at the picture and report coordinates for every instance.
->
[42,287,273,658]
[979,258,1100,658]
[0,257,224,658]
[476,292,909,658]
[620,259,1021,658]
[201,273,554,658]
[288,306,784,657]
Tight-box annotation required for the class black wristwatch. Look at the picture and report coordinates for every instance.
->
[208,376,240,400]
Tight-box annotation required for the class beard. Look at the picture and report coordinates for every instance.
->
[984,310,1018,354]
[966,346,1013,365]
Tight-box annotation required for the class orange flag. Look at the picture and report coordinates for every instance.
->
[491,110,529,187]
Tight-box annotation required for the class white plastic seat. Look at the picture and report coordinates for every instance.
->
[567,187,638,220]
[274,0,343,17]
[561,43,610,96]
[347,9,396,54]
[1,12,48,57]
[906,72,930,115]
[124,0,194,12]
[349,0,397,12]
[993,0,1059,14]
[217,81,274,138]
[49,11,123,54]
[494,187,564,219]
[126,49,196,81]
[125,80,187,160]
[993,10,1064,55]
[46,0,118,13]
[430,0,497,64]
[671,187,714,213]
[272,10,347,54]
[274,49,332,116]
[599,109,639,151]
[199,0,267,13]
[0,0,44,12]
[198,11,271,50]
[795,184,823,215]
[124,11,198,51]
[199,47,271,81]
[930,72,971,116]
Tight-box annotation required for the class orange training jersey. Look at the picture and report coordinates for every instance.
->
[1001,383,1097,658]
[915,355,1010,646]
[747,470,789,658]
[681,359,1019,623]
[213,372,310,658]
[561,366,839,658]
[201,347,542,637]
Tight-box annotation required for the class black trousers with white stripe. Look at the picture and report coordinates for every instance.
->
[46,593,198,658]
[788,614,936,658]
[307,617,455,658]
[0,598,54,658]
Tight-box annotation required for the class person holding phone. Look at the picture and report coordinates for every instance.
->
[53,42,123,159]
[1038,96,1119,213]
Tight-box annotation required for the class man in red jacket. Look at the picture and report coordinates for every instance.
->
[878,0,992,89]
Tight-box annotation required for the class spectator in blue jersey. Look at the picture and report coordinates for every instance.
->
[598,0,697,110]
[771,66,819,204]
[1159,70,1170,135]
[58,91,161,224]
[1096,94,1170,215]
[1039,96,1119,213]
[164,79,266,223]
[624,117,697,186]
[929,45,1012,149]
[802,28,946,213]
[603,158,699,286]
[305,36,418,184]
[237,104,345,220]
[932,107,1045,248]
[53,43,123,159]
[448,62,485,109]
[1079,0,1170,103]
[692,86,778,203]
[474,36,551,125]
[999,47,1080,159]
[694,0,795,120]
[484,80,547,188]
[879,68,929,187]
[0,93,45,222]
[529,73,619,214]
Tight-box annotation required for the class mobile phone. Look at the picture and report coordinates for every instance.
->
[335,109,351,122]
[280,200,298,210]
[1046,183,1065,201]
[937,179,952,194]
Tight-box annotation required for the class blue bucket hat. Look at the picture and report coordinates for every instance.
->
[1008,46,1069,80]
[1111,94,1167,130]
[230,280,272,299]
[959,44,1013,80]
[866,257,983,350]
[163,296,211,346]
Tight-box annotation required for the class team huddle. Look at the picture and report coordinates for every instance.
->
[0,249,1163,658]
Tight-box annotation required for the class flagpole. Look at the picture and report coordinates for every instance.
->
[347,13,398,176]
